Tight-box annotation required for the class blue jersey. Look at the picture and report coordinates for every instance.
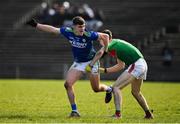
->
[60,27,99,62]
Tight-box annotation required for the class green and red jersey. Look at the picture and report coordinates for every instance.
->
[108,39,143,66]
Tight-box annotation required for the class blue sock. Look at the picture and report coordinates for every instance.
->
[71,104,77,112]
[107,86,112,92]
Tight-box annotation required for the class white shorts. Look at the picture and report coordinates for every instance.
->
[125,58,148,80]
[70,61,99,74]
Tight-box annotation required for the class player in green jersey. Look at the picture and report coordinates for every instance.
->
[86,29,154,119]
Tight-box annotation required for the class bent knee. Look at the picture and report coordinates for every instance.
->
[92,88,100,93]
[64,82,68,89]
[131,90,140,97]
[113,87,119,92]
[64,81,73,89]
[112,87,119,94]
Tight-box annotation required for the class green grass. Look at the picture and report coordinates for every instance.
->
[0,79,180,123]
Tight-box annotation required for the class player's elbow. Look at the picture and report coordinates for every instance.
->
[99,33,109,44]
[117,61,125,70]
[116,63,125,71]
[103,34,109,40]
[121,63,125,69]
[103,34,109,44]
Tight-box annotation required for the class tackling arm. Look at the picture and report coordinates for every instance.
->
[101,59,125,73]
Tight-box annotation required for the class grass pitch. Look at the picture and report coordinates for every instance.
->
[0,79,180,123]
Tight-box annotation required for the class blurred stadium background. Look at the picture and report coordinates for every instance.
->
[0,0,180,81]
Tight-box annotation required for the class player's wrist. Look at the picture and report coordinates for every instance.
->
[31,20,38,27]
[89,64,93,68]
[99,67,107,73]
[104,68,107,73]
[26,19,38,27]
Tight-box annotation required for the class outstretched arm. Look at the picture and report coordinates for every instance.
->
[26,19,60,35]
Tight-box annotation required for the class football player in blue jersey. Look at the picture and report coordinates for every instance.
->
[26,16,112,117]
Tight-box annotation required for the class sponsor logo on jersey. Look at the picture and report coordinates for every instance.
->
[68,37,87,48]
[69,40,87,48]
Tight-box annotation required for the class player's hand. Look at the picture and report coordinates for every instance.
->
[26,18,38,27]
[85,64,93,72]
[99,67,107,73]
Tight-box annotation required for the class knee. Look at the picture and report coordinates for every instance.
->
[92,87,99,93]
[64,82,68,89]
[113,87,119,93]
[64,81,72,90]
[131,90,140,97]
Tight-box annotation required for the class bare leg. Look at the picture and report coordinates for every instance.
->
[131,79,153,119]
[88,73,109,92]
[64,69,82,105]
[113,87,122,111]
[131,79,150,111]
[113,71,135,117]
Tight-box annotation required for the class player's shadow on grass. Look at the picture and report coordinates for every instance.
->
[0,114,60,121]
[0,115,28,119]
[0,115,60,119]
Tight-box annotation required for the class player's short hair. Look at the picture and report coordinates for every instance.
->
[102,29,112,39]
[72,16,85,25]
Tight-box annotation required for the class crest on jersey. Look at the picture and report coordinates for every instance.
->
[82,39,86,42]
[109,49,116,57]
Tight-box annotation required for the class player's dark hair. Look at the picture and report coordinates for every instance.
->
[72,16,85,25]
[102,29,112,39]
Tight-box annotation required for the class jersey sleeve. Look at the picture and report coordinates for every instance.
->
[60,26,73,39]
[60,27,67,37]
[89,31,99,41]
